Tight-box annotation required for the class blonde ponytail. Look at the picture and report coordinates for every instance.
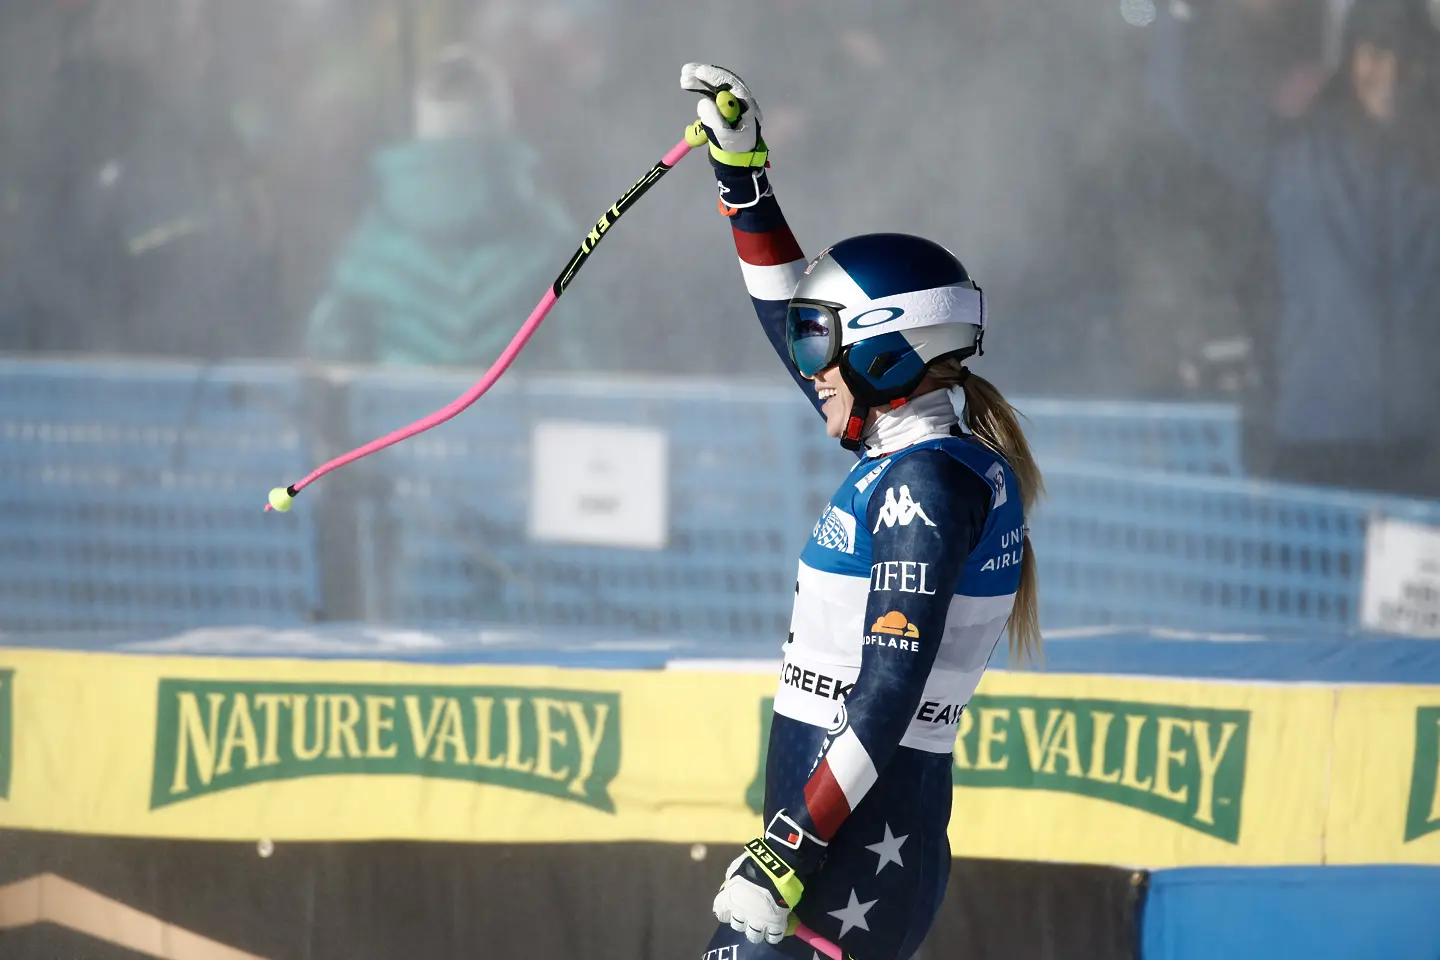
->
[929,359,1045,665]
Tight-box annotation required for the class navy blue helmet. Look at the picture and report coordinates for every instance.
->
[786,233,985,413]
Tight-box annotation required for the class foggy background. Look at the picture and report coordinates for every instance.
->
[1,0,1437,497]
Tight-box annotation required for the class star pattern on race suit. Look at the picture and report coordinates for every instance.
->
[827,888,878,939]
[864,823,908,875]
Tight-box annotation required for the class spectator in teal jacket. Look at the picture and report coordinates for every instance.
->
[307,47,582,369]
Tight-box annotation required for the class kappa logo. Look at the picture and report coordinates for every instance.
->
[854,459,891,493]
[986,462,1008,509]
[813,505,857,554]
[872,485,936,532]
[871,612,920,638]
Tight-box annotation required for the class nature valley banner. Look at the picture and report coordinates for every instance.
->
[1324,686,1440,864]
[0,668,11,800]
[0,649,771,844]
[1409,707,1440,843]
[151,681,619,812]
[936,671,1334,867]
[949,694,1248,844]
[0,648,1433,867]
[748,672,1318,867]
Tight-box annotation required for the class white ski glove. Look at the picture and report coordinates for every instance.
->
[680,62,768,168]
[712,838,805,945]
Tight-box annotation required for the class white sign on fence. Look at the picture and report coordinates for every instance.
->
[1360,516,1440,638]
[528,420,668,550]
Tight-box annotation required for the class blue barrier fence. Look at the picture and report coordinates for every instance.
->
[346,373,814,640]
[1034,460,1440,634]
[1015,397,1242,476]
[0,358,323,632]
[1,357,1425,639]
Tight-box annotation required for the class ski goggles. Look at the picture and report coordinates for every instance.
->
[786,300,846,379]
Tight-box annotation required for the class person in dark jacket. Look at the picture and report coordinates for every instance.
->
[1152,0,1440,497]
[306,47,583,370]
[2,44,283,359]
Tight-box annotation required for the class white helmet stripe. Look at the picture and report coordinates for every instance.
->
[810,260,871,316]
[837,283,983,346]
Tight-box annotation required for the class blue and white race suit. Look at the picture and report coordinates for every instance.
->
[700,160,1027,960]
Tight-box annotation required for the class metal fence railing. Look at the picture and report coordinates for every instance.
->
[0,358,322,633]
[3,357,1419,640]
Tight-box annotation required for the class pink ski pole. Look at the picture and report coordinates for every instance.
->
[265,126,708,513]
[795,921,845,958]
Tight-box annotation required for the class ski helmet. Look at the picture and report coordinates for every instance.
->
[786,233,985,449]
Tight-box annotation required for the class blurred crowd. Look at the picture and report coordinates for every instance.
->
[0,0,1437,495]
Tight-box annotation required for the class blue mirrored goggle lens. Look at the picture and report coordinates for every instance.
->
[787,305,835,377]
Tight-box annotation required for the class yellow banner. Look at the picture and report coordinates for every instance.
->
[1325,686,1440,864]
[935,670,1334,868]
[0,650,771,845]
[0,648,1432,867]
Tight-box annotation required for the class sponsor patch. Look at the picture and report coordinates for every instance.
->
[986,462,1008,509]
[813,505,858,554]
[873,485,935,532]
[854,459,890,493]
[870,612,919,638]
[869,561,937,595]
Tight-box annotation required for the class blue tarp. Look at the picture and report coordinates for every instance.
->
[1142,866,1440,960]
[3,623,1440,683]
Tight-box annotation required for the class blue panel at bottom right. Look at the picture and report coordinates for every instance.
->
[1142,866,1440,960]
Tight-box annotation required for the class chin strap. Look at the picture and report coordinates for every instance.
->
[840,401,868,452]
[840,397,909,452]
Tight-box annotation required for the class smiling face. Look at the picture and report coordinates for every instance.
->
[811,364,857,439]
[810,363,952,441]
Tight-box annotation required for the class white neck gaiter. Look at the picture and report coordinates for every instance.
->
[862,387,968,458]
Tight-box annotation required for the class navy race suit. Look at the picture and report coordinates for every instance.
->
[700,163,1026,960]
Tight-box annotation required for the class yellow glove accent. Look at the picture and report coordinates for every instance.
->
[709,137,769,169]
[743,838,805,908]
[685,120,709,148]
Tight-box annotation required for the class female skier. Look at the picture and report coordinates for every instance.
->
[681,65,1043,960]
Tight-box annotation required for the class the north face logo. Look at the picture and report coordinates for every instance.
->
[813,506,857,554]
[873,485,936,532]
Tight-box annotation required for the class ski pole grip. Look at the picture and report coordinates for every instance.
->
[715,89,742,123]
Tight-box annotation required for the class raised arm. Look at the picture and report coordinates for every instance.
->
[682,64,820,411]
[1147,0,1277,197]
